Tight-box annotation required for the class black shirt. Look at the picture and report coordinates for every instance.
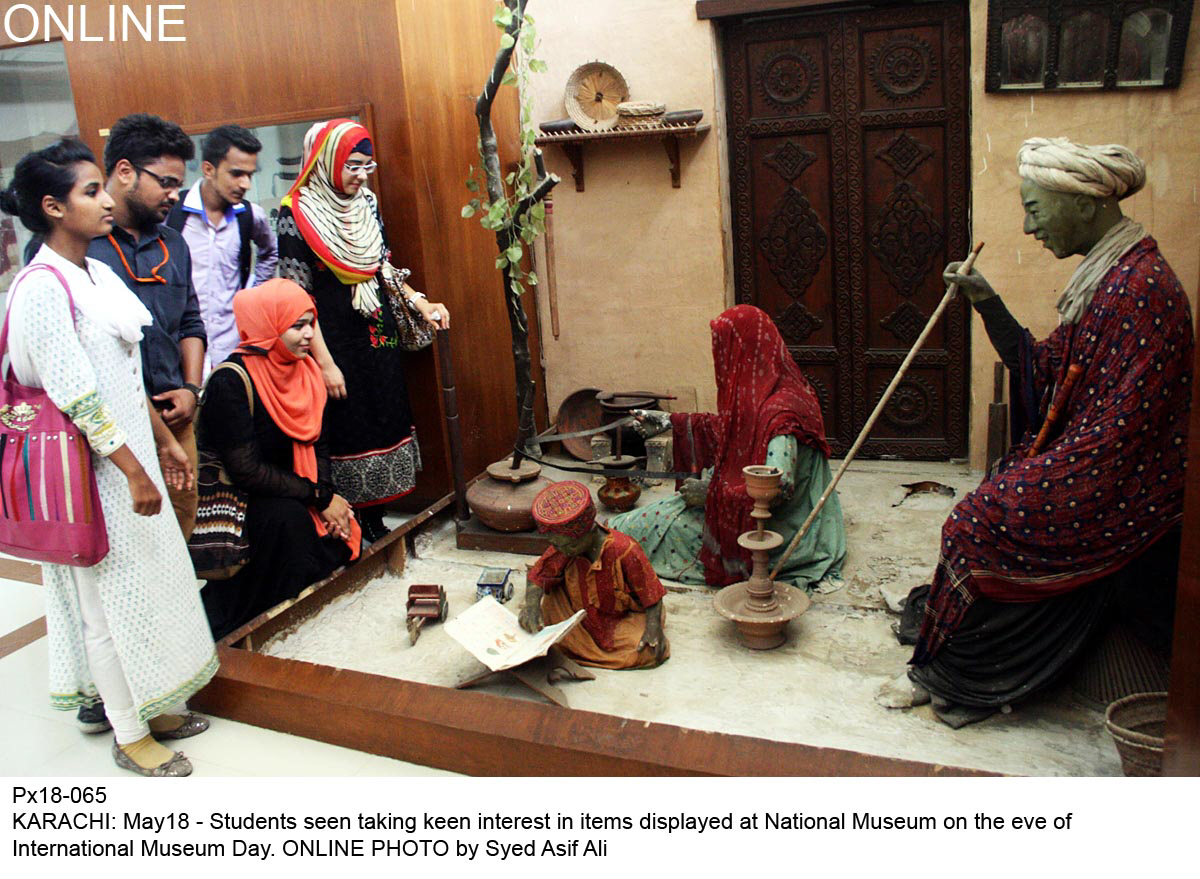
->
[87,224,206,396]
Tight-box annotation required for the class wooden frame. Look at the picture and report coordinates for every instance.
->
[984,0,1193,91]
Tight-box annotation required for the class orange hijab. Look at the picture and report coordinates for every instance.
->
[232,279,361,560]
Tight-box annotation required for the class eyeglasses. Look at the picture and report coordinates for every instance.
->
[343,161,377,175]
[132,164,184,191]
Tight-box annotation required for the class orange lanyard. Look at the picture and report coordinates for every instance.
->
[107,234,169,284]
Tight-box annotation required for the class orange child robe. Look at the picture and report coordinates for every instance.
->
[527,527,670,670]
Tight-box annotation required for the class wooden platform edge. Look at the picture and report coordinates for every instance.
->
[218,492,455,650]
[191,647,993,778]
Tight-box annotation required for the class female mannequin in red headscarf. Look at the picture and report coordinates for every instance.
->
[277,119,449,543]
[611,305,845,589]
[198,279,361,640]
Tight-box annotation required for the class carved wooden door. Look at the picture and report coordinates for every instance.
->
[724,2,970,458]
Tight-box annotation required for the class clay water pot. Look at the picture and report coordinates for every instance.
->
[466,458,553,532]
[598,475,641,513]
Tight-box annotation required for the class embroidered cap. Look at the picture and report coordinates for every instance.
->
[532,481,596,538]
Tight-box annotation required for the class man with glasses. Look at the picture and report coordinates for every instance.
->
[165,124,278,372]
[88,113,205,544]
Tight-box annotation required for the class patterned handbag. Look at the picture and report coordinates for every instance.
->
[381,265,434,352]
[188,363,253,580]
[0,264,109,567]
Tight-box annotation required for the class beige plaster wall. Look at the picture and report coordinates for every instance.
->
[528,0,727,416]
[965,0,1200,466]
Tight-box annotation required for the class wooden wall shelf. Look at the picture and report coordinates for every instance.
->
[535,123,711,191]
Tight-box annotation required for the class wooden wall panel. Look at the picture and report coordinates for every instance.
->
[5,0,542,505]
[393,0,550,475]
[1164,318,1200,775]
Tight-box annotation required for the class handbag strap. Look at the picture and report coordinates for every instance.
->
[0,264,81,373]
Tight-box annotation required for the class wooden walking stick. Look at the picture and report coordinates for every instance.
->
[543,192,560,340]
[769,241,985,581]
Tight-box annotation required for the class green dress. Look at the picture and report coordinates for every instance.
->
[609,436,845,588]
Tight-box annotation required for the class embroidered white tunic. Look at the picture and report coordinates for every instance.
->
[5,248,217,720]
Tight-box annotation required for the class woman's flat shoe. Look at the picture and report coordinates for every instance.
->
[111,740,192,777]
[151,712,210,741]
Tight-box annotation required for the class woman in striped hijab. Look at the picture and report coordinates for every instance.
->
[277,119,448,542]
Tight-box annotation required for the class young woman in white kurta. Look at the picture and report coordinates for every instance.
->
[2,142,217,776]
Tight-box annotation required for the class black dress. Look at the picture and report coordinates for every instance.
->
[898,527,1180,727]
[275,204,420,508]
[198,354,352,640]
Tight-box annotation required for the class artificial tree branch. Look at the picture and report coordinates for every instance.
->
[472,0,559,469]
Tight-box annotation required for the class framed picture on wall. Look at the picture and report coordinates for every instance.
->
[986,0,1193,91]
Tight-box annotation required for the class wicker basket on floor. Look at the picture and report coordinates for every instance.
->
[1071,621,1170,708]
[1104,691,1168,777]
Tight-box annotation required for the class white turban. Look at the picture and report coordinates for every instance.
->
[1017,137,1146,200]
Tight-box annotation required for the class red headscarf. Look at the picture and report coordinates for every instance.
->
[672,305,828,586]
[281,119,383,291]
[233,279,361,559]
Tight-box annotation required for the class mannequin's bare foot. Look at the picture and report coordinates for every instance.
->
[875,671,931,709]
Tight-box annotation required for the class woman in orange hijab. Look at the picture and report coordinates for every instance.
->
[198,279,361,640]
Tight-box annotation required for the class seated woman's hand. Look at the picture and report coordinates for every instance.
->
[321,493,355,540]
[413,296,450,329]
[629,409,671,438]
[679,477,708,508]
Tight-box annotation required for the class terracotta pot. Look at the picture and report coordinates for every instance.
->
[742,465,782,507]
[598,476,641,513]
[466,475,554,532]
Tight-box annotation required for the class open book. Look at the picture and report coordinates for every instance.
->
[445,596,585,672]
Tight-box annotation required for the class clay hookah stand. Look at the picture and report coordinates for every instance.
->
[714,465,811,649]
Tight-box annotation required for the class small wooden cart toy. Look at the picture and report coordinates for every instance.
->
[406,584,449,645]
[476,567,515,603]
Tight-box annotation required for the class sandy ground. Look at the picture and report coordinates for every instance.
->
[262,460,1123,777]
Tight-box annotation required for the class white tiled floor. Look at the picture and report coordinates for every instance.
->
[0,574,458,778]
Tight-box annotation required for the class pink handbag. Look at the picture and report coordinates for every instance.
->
[0,264,109,566]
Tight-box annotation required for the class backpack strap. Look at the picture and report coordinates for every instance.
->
[0,264,80,375]
[235,203,254,289]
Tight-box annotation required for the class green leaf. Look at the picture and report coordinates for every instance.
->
[526,271,538,286]
[531,202,546,221]
[519,224,535,243]
[529,58,548,74]
[493,6,512,27]
[461,204,476,218]
[505,171,516,185]
[499,32,515,50]
[465,178,479,192]
[501,71,517,87]
[511,279,525,295]
[507,244,523,263]
[495,255,509,269]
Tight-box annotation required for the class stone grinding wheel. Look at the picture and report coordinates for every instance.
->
[564,61,630,132]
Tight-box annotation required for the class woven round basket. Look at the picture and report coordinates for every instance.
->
[1104,691,1168,777]
[564,61,629,131]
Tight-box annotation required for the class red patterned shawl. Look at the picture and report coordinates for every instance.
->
[671,305,829,587]
[914,238,1193,663]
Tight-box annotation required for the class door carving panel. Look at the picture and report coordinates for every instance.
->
[724,3,970,459]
